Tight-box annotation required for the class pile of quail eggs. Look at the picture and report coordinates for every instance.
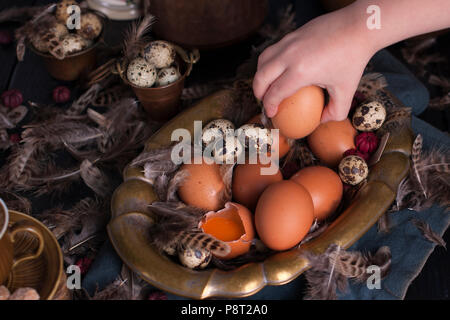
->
[126,40,181,88]
[201,119,273,164]
[31,0,103,57]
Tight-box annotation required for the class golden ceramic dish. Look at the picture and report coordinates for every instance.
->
[6,211,64,300]
[108,88,413,299]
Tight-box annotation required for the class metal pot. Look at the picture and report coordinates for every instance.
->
[148,0,269,49]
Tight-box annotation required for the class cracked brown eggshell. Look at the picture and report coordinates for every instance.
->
[338,155,368,185]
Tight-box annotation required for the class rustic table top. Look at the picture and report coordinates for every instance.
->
[0,0,448,300]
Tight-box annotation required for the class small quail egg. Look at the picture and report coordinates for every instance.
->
[338,155,369,185]
[352,101,386,131]
[141,40,176,69]
[178,247,211,269]
[202,119,235,147]
[156,66,181,87]
[127,57,157,87]
[50,22,69,38]
[213,136,244,164]
[55,0,78,24]
[237,123,273,154]
[77,13,103,40]
[30,35,49,52]
[61,34,91,55]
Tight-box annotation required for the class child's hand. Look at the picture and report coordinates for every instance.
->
[253,11,373,122]
[253,0,450,123]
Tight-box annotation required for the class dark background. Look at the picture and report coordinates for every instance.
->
[0,0,448,299]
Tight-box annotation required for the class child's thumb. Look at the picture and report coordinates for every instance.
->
[320,89,352,123]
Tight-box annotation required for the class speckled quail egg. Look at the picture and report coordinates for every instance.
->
[178,247,211,269]
[202,119,235,147]
[30,34,50,52]
[61,34,91,55]
[338,155,369,185]
[127,57,157,88]
[237,123,273,154]
[155,66,181,87]
[213,136,244,164]
[141,40,176,69]
[55,0,78,24]
[352,101,386,131]
[77,13,103,40]
[30,22,68,52]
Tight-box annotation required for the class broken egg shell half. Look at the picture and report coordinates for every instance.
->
[199,202,255,260]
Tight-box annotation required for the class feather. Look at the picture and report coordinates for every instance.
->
[303,245,391,299]
[66,84,102,116]
[377,213,390,233]
[220,164,234,204]
[91,279,129,300]
[122,15,155,61]
[0,6,42,23]
[411,135,427,198]
[165,169,188,202]
[0,190,32,215]
[148,202,230,257]
[80,159,111,197]
[411,219,447,249]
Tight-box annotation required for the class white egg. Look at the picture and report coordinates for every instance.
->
[352,101,387,131]
[127,57,157,87]
[156,66,181,87]
[178,247,211,269]
[141,40,176,69]
[338,155,368,185]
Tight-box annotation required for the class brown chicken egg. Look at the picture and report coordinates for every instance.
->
[247,114,291,158]
[232,162,283,211]
[272,86,324,140]
[255,180,314,251]
[290,166,343,221]
[307,119,357,167]
[200,202,255,260]
[178,158,225,211]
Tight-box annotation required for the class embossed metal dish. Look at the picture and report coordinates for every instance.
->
[108,88,413,299]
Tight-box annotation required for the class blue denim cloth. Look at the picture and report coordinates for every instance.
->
[82,49,449,299]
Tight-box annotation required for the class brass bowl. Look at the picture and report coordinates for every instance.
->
[108,88,413,299]
[6,211,64,300]
[29,11,106,82]
[117,46,199,123]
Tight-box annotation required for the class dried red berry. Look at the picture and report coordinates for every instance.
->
[9,133,21,144]
[343,148,369,162]
[147,291,168,300]
[0,30,13,45]
[350,91,366,110]
[355,132,379,154]
[52,86,71,103]
[1,89,23,108]
[75,257,93,275]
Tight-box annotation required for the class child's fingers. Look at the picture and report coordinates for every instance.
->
[320,88,352,123]
[262,70,306,118]
[253,62,285,100]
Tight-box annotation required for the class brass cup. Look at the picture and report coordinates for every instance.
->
[0,199,45,286]
[29,11,106,82]
[118,46,199,123]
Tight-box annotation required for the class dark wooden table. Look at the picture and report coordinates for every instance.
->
[0,0,448,300]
